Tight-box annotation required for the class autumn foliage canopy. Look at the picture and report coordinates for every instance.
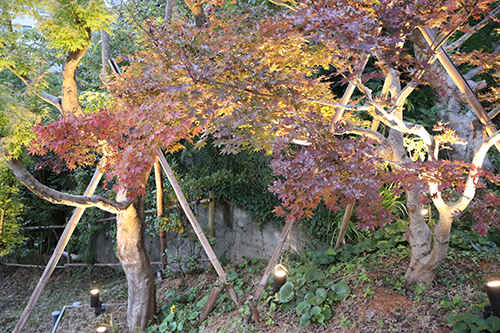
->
[30,0,500,232]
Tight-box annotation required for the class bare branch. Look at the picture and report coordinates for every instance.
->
[446,6,500,51]
[6,159,130,213]
[445,130,500,212]
[5,66,63,112]
[361,89,436,152]
[309,99,370,111]
[340,122,386,143]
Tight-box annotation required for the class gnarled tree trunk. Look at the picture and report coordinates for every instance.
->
[405,211,453,284]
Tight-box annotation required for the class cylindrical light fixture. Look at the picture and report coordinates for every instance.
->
[96,327,107,332]
[486,281,500,316]
[272,264,288,294]
[90,289,100,308]
[51,311,60,327]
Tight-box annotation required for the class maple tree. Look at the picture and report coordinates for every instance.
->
[32,0,500,286]
[6,1,500,331]
[0,0,160,330]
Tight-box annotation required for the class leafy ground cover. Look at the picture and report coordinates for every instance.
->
[1,226,500,333]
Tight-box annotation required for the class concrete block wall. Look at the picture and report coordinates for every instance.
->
[95,200,304,268]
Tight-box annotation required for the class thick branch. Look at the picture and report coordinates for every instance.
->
[184,0,206,27]
[451,130,500,211]
[61,45,89,117]
[446,6,500,51]
[309,99,370,111]
[362,89,436,151]
[6,159,129,213]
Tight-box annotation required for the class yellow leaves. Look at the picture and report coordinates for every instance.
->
[433,121,466,149]
[165,143,185,154]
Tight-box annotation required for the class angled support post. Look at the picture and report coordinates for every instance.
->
[329,54,369,250]
[156,150,239,309]
[13,166,104,333]
[419,26,500,153]
[244,217,295,324]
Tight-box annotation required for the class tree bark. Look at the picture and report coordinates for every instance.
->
[405,212,452,284]
[165,0,177,23]
[116,194,156,330]
[184,0,206,28]
[61,46,89,117]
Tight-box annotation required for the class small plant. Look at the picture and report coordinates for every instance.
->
[276,262,351,326]
[446,312,500,333]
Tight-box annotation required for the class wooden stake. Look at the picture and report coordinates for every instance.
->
[208,191,215,239]
[156,150,239,307]
[244,217,295,324]
[198,281,223,324]
[419,27,500,153]
[335,204,354,250]
[154,158,167,271]
[13,166,103,333]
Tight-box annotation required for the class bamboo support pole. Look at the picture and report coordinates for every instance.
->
[24,225,66,230]
[329,55,369,248]
[13,166,104,333]
[244,217,295,324]
[208,191,215,239]
[198,282,223,324]
[329,54,369,128]
[419,27,500,153]
[156,150,240,307]
[335,204,354,250]
[0,259,211,269]
[154,159,167,271]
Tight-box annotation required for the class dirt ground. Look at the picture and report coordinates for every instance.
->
[0,266,128,333]
[1,255,499,333]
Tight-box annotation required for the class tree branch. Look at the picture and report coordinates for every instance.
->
[340,122,386,142]
[450,130,500,210]
[446,6,500,51]
[6,159,130,213]
[5,66,63,112]
[361,88,436,152]
[309,99,370,111]
[61,46,89,117]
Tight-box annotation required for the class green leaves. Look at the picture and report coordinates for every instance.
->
[277,262,350,327]
[277,282,295,303]
[329,280,351,301]
[35,0,114,52]
[447,312,500,333]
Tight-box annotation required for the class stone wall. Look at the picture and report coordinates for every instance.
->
[95,200,304,269]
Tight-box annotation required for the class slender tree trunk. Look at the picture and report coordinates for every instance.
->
[404,190,433,284]
[0,200,7,240]
[61,47,88,117]
[165,0,177,23]
[116,195,156,330]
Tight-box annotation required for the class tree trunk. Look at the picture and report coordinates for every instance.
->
[116,195,156,330]
[405,211,453,284]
